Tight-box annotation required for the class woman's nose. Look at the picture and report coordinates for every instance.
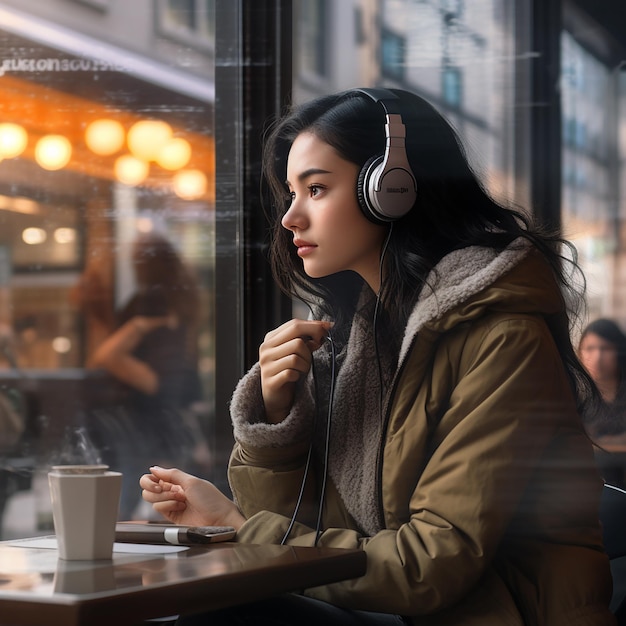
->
[583,351,600,371]
[281,200,306,231]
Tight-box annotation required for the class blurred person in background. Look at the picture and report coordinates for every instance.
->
[579,318,626,488]
[88,231,205,519]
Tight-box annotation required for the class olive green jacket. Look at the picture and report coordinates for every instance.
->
[229,241,615,625]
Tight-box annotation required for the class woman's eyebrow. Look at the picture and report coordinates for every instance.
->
[285,168,332,186]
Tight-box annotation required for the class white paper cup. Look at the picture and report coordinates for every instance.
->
[48,465,122,560]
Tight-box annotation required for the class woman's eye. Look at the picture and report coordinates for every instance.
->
[308,184,323,197]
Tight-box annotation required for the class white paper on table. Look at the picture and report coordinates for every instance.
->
[7,536,188,554]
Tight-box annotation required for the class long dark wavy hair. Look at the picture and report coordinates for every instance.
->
[262,88,594,408]
[128,231,200,359]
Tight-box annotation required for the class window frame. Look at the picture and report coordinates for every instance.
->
[213,0,292,491]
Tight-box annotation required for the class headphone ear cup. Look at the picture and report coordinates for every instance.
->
[357,155,386,225]
[353,88,418,223]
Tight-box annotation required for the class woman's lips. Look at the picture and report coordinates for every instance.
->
[294,239,317,257]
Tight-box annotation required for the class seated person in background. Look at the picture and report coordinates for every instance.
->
[69,262,115,360]
[89,232,203,520]
[140,88,614,625]
[579,317,626,488]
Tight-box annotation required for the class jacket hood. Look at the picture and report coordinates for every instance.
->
[400,238,564,362]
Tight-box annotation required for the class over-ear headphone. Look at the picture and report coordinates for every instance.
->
[354,88,418,224]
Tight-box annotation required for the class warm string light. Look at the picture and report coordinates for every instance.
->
[0,117,207,198]
[22,227,47,245]
[88,117,205,197]
[0,123,28,158]
[156,137,192,170]
[114,154,149,186]
[85,119,125,155]
[127,120,173,161]
[173,169,208,200]
[21,227,77,245]
[35,135,72,170]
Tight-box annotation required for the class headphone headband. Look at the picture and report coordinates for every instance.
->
[354,87,401,113]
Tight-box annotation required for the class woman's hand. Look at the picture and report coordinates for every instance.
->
[140,466,246,530]
[86,314,179,395]
[259,319,332,423]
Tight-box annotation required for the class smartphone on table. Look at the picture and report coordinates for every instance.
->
[115,521,236,545]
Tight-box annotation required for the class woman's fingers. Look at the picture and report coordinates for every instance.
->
[151,499,187,515]
[261,339,312,375]
[149,465,190,486]
[259,319,331,423]
[260,320,331,381]
[262,319,331,353]
[140,467,188,503]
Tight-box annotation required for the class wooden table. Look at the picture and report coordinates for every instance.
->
[0,537,367,626]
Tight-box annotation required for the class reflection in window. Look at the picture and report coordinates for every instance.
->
[294,0,511,201]
[561,31,613,316]
[72,0,110,9]
[442,0,464,17]
[0,3,215,536]
[381,29,406,81]
[158,0,215,44]
[298,0,327,78]
[442,66,462,107]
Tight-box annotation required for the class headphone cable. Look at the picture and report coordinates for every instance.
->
[280,433,315,545]
[373,224,393,421]
[311,223,390,545]
[280,326,337,546]
[282,222,391,546]
[314,332,336,545]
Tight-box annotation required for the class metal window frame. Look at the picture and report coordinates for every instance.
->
[515,0,563,232]
[519,0,625,234]
[213,0,292,491]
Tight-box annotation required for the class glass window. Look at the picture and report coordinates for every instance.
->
[1,0,622,547]
[157,0,215,46]
[442,66,462,107]
[0,2,215,535]
[293,0,519,206]
[560,30,615,318]
[72,0,110,9]
[381,29,406,81]
[297,0,327,79]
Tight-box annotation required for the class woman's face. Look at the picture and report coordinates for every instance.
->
[579,331,620,384]
[282,132,386,291]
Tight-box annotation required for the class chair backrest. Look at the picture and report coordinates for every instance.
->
[601,485,626,623]
[601,484,626,560]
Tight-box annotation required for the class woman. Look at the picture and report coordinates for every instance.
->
[141,89,614,624]
[579,318,626,488]
[579,318,626,434]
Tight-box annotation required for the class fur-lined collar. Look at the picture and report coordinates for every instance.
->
[323,238,532,535]
[400,239,531,362]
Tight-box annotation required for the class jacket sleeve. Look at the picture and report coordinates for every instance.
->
[230,362,315,449]
[230,316,600,616]
[228,362,323,524]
